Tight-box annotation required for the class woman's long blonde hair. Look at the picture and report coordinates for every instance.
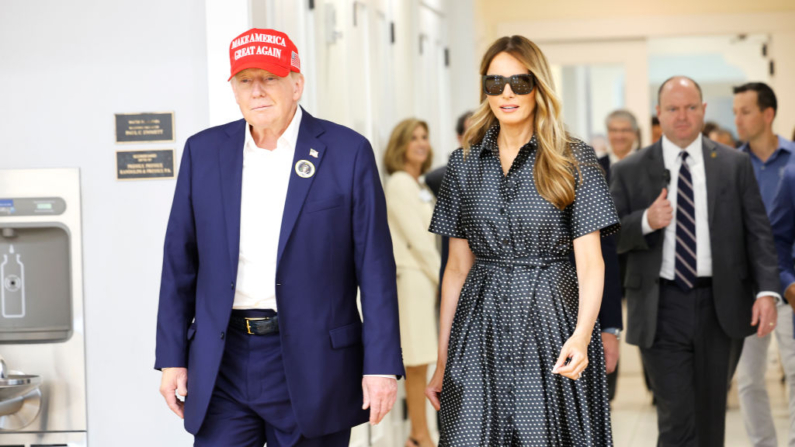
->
[463,36,578,210]
[384,119,434,175]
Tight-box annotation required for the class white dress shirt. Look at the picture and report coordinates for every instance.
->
[608,147,636,166]
[232,108,396,380]
[233,107,302,310]
[642,135,780,301]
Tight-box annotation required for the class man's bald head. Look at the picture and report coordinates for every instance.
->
[655,75,707,149]
[658,76,703,107]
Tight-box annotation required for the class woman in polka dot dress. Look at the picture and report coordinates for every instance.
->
[424,36,619,446]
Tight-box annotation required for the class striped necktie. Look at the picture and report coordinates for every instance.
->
[674,151,697,291]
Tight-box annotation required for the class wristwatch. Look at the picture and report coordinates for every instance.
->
[602,327,621,340]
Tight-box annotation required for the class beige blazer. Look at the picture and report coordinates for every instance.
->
[385,171,441,286]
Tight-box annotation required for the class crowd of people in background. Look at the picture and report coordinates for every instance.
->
[385,77,795,446]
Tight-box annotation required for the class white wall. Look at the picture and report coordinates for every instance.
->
[446,0,479,155]
[0,0,207,445]
[497,11,795,141]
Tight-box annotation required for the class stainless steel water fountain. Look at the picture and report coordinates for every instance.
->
[0,169,87,446]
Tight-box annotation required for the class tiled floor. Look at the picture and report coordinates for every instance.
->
[611,329,792,446]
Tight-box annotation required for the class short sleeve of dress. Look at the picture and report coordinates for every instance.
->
[429,149,467,239]
[569,141,621,240]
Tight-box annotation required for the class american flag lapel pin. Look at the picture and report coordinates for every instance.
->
[309,149,319,158]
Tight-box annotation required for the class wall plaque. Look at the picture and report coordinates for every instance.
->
[116,149,175,180]
[115,112,174,143]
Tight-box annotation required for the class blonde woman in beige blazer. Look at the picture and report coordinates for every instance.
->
[384,118,441,447]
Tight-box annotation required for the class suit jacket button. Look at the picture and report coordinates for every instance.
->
[230,282,235,289]
[220,331,225,339]
[654,278,659,284]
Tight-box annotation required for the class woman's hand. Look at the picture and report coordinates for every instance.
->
[552,333,590,380]
[425,365,445,411]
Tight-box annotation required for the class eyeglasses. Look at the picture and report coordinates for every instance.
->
[482,74,535,96]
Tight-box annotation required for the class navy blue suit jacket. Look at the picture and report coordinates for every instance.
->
[155,109,405,437]
[771,164,795,299]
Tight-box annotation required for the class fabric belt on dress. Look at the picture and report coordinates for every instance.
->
[475,255,569,267]
[229,309,279,335]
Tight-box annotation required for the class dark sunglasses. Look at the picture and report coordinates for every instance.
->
[482,74,535,96]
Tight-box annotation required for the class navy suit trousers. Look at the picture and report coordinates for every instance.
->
[194,310,351,447]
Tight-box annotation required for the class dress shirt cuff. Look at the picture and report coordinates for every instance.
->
[601,327,621,340]
[641,209,654,235]
[756,291,782,304]
[364,374,398,380]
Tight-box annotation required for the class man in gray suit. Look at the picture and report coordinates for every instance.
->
[610,76,781,447]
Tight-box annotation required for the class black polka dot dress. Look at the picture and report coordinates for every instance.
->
[429,125,620,446]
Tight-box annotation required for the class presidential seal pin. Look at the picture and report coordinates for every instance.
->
[295,160,316,178]
[309,149,319,158]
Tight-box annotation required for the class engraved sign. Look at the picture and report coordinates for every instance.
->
[115,112,174,143]
[116,149,175,180]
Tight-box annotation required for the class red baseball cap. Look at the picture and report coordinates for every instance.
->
[228,28,301,81]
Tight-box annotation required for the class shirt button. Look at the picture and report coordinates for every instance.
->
[505,355,512,363]
[761,166,766,170]
[502,239,510,246]
[220,331,225,339]
[500,207,506,215]
[507,385,514,393]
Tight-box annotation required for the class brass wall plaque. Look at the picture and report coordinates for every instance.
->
[115,112,175,143]
[116,149,175,180]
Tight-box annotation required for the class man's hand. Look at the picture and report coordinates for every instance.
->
[786,284,795,314]
[160,367,188,418]
[647,188,673,230]
[362,376,397,425]
[601,332,620,374]
[752,296,778,337]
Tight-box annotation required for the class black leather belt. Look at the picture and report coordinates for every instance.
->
[660,277,712,289]
[229,312,279,335]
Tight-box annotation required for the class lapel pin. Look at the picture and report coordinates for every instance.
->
[295,160,316,178]
[309,149,319,158]
[711,151,717,158]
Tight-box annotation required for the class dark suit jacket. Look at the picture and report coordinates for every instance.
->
[155,109,405,436]
[610,136,779,348]
[425,165,448,290]
[425,165,446,197]
[595,155,623,330]
[770,164,795,296]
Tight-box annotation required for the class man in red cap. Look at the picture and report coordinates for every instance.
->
[155,28,404,446]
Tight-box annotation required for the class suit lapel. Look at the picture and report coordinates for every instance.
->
[702,136,720,226]
[277,109,327,267]
[219,119,246,270]
[646,140,666,200]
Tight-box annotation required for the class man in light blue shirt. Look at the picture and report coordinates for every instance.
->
[734,81,795,447]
